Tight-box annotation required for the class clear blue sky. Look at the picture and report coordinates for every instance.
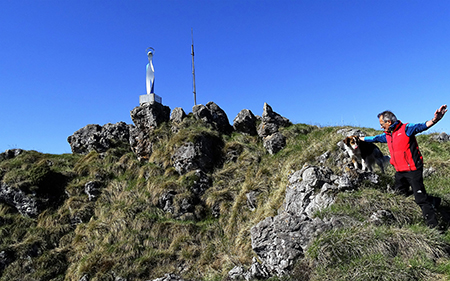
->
[1,0,449,154]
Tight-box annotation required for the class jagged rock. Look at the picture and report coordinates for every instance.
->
[432,132,450,143]
[251,212,332,276]
[79,275,89,281]
[150,273,188,281]
[129,102,170,161]
[284,166,337,218]
[170,107,187,124]
[263,132,286,155]
[193,102,232,134]
[257,103,291,138]
[228,265,245,280]
[256,103,290,154]
[233,109,257,136]
[129,127,153,161]
[158,191,176,214]
[84,181,103,201]
[172,136,218,175]
[131,102,171,131]
[337,128,366,137]
[0,149,24,161]
[246,257,270,280]
[247,166,362,277]
[0,183,39,217]
[67,122,132,154]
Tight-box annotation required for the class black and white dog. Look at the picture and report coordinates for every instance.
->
[343,135,390,173]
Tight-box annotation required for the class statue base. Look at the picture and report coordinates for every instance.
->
[139,93,162,105]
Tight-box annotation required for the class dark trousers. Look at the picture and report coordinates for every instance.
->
[394,168,438,228]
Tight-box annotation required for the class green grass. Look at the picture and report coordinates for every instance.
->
[2,124,450,280]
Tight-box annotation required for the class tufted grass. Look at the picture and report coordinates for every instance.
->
[1,124,450,280]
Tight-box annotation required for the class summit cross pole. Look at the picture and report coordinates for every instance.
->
[191,28,197,106]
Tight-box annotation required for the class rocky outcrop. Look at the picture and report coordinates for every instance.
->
[257,103,291,155]
[0,149,24,161]
[229,165,381,279]
[257,103,291,138]
[263,132,286,155]
[0,183,39,217]
[67,122,132,154]
[84,181,104,201]
[129,102,171,161]
[233,109,257,136]
[432,132,450,143]
[193,102,233,134]
[172,135,222,175]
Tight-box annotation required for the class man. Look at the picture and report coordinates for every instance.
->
[361,104,448,228]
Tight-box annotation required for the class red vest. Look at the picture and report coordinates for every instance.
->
[385,122,423,172]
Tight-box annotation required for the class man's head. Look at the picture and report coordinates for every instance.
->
[377,110,397,131]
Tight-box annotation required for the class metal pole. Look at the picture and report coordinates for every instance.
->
[191,28,197,106]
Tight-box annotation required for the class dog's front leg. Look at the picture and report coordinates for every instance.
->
[361,159,368,171]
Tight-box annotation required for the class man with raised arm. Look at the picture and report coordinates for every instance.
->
[360,105,448,228]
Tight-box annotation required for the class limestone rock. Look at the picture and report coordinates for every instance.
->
[263,132,286,155]
[129,102,171,161]
[432,132,450,143]
[233,109,257,136]
[257,103,291,138]
[172,136,218,175]
[170,107,187,124]
[193,102,232,134]
[84,181,104,201]
[67,122,132,154]
[0,183,39,217]
[131,102,171,131]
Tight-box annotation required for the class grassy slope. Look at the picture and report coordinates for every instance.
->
[1,119,450,281]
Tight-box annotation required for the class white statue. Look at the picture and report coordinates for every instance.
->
[146,47,155,94]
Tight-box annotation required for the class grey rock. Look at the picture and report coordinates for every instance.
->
[170,107,187,124]
[432,132,450,143]
[159,191,176,214]
[263,132,286,155]
[131,102,171,132]
[172,136,217,175]
[193,102,232,134]
[84,181,103,201]
[150,273,188,281]
[251,213,332,276]
[0,183,39,217]
[233,109,257,136]
[0,149,24,161]
[68,122,132,154]
[129,102,171,161]
[228,265,245,280]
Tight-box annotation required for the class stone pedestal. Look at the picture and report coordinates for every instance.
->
[139,93,162,105]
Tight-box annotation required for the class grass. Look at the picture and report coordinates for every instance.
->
[1,122,450,280]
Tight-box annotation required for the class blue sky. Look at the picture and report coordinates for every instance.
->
[1,0,449,154]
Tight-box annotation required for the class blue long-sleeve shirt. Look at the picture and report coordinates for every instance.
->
[364,121,429,143]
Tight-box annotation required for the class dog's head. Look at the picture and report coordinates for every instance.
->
[343,135,360,150]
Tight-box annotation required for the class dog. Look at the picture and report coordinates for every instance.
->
[343,135,390,173]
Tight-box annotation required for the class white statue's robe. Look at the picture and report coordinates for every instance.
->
[146,51,155,94]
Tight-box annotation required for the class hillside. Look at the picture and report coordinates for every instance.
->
[1,102,450,281]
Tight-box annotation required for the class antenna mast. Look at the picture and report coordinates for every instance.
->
[191,28,197,106]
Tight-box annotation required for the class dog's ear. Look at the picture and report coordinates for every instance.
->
[343,137,350,145]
